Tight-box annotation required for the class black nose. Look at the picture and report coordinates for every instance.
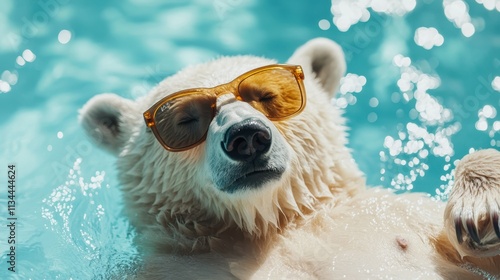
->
[223,118,272,161]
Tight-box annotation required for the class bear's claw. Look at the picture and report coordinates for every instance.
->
[455,217,463,244]
[455,218,482,244]
[466,219,481,244]
[494,213,500,239]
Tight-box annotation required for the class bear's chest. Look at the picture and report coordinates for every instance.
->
[231,190,452,279]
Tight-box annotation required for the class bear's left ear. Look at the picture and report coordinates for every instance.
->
[287,37,346,97]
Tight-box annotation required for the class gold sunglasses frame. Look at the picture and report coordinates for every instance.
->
[143,64,306,152]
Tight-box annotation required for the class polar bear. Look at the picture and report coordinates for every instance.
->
[79,38,500,279]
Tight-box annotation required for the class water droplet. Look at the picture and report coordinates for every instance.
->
[16,56,26,66]
[369,97,379,107]
[461,22,475,37]
[22,49,36,62]
[318,19,331,30]
[58,30,72,44]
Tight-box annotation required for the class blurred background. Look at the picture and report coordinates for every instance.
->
[0,0,499,278]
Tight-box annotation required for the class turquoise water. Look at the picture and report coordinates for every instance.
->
[0,0,499,278]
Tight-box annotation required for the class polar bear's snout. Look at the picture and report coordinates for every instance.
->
[222,118,271,162]
[205,101,290,194]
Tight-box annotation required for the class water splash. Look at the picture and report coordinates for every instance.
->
[329,0,497,37]
[443,0,475,37]
[379,55,460,196]
[334,73,366,109]
[414,27,444,50]
[330,0,416,31]
[41,158,139,278]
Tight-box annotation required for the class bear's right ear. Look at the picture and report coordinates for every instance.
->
[287,38,346,98]
[79,93,137,156]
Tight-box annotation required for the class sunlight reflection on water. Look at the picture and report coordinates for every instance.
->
[0,0,499,277]
[330,1,499,199]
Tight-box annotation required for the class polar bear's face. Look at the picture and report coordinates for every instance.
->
[80,39,362,236]
[142,64,306,194]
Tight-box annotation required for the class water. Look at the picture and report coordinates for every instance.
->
[0,0,499,278]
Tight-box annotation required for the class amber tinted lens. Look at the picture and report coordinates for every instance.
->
[238,68,303,119]
[154,93,215,149]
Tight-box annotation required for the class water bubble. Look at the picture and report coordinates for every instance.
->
[414,27,444,50]
[491,76,500,92]
[318,19,331,30]
[479,105,496,118]
[475,117,488,131]
[16,56,26,66]
[477,0,497,11]
[58,30,72,44]
[22,49,36,62]
[335,97,348,108]
[339,73,367,94]
[391,92,401,103]
[369,97,379,107]
[461,22,475,37]
[0,80,11,93]
[445,1,467,19]
[419,149,429,158]
[493,121,500,131]
[331,0,416,31]
[442,0,476,36]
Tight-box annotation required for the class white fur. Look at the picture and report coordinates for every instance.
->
[444,149,500,258]
[79,38,500,279]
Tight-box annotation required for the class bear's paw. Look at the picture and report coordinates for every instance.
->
[444,149,500,258]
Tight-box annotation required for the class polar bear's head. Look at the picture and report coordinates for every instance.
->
[80,38,364,242]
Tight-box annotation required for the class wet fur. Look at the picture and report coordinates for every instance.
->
[80,38,500,279]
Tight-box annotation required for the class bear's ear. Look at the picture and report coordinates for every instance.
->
[287,38,346,97]
[79,93,137,155]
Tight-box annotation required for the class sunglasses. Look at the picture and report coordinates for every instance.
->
[143,64,306,152]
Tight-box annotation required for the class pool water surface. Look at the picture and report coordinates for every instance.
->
[0,0,499,278]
